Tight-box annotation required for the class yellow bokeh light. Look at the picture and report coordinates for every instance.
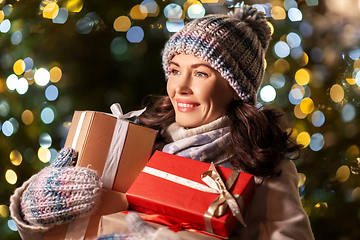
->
[298,173,306,187]
[130,4,148,20]
[200,0,219,3]
[296,132,310,147]
[113,16,131,32]
[13,59,25,75]
[271,6,286,20]
[295,68,311,85]
[329,84,344,103]
[5,169,17,185]
[10,150,22,166]
[21,109,34,125]
[314,202,328,217]
[346,145,359,159]
[300,98,314,114]
[50,66,62,83]
[352,187,360,201]
[264,58,267,70]
[0,10,4,23]
[267,21,274,35]
[66,0,83,13]
[294,104,307,119]
[274,59,290,74]
[38,147,51,163]
[354,58,360,69]
[296,52,309,67]
[43,2,59,19]
[346,78,356,85]
[336,165,350,183]
[0,205,9,218]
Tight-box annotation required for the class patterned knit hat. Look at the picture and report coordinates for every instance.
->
[20,147,102,228]
[162,4,271,105]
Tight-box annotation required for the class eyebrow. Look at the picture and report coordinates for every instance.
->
[169,61,213,70]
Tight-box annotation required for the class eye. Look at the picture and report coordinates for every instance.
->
[195,71,208,78]
[170,69,180,75]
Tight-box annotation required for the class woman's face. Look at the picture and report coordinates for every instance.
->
[167,54,238,128]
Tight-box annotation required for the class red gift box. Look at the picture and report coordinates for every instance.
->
[126,151,255,237]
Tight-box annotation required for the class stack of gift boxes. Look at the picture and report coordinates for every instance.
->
[44,104,255,240]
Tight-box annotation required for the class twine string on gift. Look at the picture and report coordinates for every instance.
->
[142,163,246,235]
[102,103,146,189]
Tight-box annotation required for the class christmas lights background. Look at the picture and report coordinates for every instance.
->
[1,0,360,239]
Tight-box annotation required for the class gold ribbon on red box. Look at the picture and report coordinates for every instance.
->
[142,162,246,234]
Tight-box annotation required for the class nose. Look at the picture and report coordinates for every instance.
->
[175,74,192,95]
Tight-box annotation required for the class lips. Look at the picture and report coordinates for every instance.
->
[176,99,199,112]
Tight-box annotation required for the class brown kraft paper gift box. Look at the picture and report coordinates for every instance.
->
[44,106,157,239]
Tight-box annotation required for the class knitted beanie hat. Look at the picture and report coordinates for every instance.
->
[20,147,102,228]
[162,4,271,105]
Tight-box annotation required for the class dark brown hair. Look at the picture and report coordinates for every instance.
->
[137,95,302,178]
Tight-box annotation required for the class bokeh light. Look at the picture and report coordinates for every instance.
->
[6,74,18,91]
[295,68,311,85]
[111,37,128,56]
[330,84,344,103]
[0,205,9,218]
[113,16,131,32]
[39,133,52,148]
[34,68,50,86]
[0,101,10,117]
[130,4,147,20]
[274,41,290,58]
[126,26,144,43]
[164,3,183,19]
[16,77,29,95]
[286,32,301,48]
[336,165,350,183]
[13,59,25,75]
[341,103,356,122]
[38,147,51,163]
[311,110,325,127]
[187,4,205,19]
[294,104,307,119]
[66,0,83,13]
[21,110,34,125]
[49,66,62,83]
[7,219,17,231]
[3,4,13,16]
[289,88,304,105]
[0,19,11,33]
[141,0,159,17]
[10,150,22,166]
[309,133,324,151]
[41,107,55,124]
[288,8,302,22]
[43,2,59,19]
[260,85,276,102]
[11,31,22,45]
[2,120,14,137]
[300,97,314,114]
[5,169,17,185]
[45,85,59,101]
[53,8,69,24]
[271,6,286,20]
[270,73,286,89]
[297,131,311,147]
[24,57,34,72]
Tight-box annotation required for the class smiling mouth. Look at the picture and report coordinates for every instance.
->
[176,101,199,112]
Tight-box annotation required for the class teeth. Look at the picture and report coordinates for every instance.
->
[178,102,196,108]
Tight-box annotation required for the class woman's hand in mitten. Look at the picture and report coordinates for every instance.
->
[20,147,102,228]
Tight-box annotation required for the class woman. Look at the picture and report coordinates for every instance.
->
[10,4,315,240]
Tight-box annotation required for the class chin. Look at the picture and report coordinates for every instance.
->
[175,118,201,129]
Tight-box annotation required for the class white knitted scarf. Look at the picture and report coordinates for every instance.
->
[162,117,235,169]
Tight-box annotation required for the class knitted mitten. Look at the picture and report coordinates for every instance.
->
[20,147,102,228]
[96,213,182,240]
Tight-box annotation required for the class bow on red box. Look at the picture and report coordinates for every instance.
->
[126,151,255,238]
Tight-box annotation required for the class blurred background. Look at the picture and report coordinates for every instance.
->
[1,0,360,239]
